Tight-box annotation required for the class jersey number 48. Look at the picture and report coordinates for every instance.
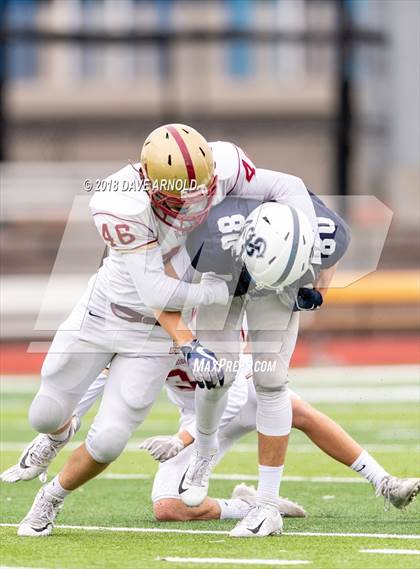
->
[217,214,246,250]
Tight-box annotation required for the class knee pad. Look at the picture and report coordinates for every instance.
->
[86,425,130,464]
[29,394,66,434]
[252,355,289,392]
[255,388,292,437]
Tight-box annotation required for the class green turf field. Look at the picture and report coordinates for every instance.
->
[1,367,419,569]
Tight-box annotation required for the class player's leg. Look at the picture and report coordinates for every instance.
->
[17,350,176,536]
[194,298,244,454]
[152,376,306,521]
[291,393,420,509]
[152,445,223,521]
[1,303,113,484]
[150,358,255,521]
[1,369,108,485]
[230,296,297,537]
[73,369,108,420]
[180,298,243,506]
[151,403,258,522]
[29,339,110,436]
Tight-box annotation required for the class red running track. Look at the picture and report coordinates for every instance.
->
[1,336,419,375]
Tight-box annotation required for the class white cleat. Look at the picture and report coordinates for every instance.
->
[17,487,63,537]
[232,483,307,518]
[376,476,420,511]
[178,449,216,507]
[1,416,80,484]
[229,503,283,538]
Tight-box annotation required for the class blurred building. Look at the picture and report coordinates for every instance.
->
[1,0,419,343]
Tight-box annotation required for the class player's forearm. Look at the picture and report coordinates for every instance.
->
[314,263,338,298]
[155,310,195,346]
[124,251,228,311]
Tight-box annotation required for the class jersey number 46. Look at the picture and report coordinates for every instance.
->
[101,223,135,248]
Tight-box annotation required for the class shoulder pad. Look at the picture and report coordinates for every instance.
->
[90,163,150,217]
[211,141,240,182]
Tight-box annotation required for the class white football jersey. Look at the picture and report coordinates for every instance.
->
[88,141,315,315]
[88,142,259,314]
[90,142,257,251]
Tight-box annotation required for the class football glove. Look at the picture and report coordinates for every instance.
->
[138,435,184,462]
[180,339,224,389]
[293,287,323,311]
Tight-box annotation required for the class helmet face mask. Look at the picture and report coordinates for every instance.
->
[149,175,218,233]
[139,123,217,233]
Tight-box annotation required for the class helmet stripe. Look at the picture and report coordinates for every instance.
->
[273,206,300,286]
[166,125,196,184]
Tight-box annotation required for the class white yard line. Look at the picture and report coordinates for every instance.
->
[0,522,223,536]
[210,474,366,484]
[102,473,151,480]
[157,558,310,566]
[1,523,419,540]
[0,567,52,569]
[231,443,420,453]
[1,386,418,404]
[2,365,418,385]
[289,532,420,540]
[2,442,418,453]
[101,473,366,483]
[2,364,419,406]
[6,471,365,484]
[360,549,420,555]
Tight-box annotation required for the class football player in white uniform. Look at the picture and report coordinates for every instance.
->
[6,356,418,526]
[2,124,317,537]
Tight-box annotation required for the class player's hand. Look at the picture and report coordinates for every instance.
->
[201,273,230,305]
[138,435,185,462]
[293,287,323,311]
[180,339,224,389]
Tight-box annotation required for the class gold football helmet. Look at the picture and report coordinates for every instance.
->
[140,123,217,232]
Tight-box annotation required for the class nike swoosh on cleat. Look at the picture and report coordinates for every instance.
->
[19,449,31,469]
[247,519,266,534]
[29,523,52,533]
[178,470,189,495]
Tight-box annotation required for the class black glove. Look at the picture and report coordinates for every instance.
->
[293,288,323,311]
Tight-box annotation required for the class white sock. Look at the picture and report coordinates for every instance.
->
[48,424,71,443]
[196,430,218,458]
[44,475,72,500]
[256,464,284,508]
[216,498,254,520]
[350,450,389,490]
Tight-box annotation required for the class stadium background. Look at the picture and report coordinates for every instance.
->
[1,0,419,370]
[0,2,419,568]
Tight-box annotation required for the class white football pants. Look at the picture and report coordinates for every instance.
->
[29,287,178,463]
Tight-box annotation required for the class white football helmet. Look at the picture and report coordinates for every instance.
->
[237,203,315,292]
